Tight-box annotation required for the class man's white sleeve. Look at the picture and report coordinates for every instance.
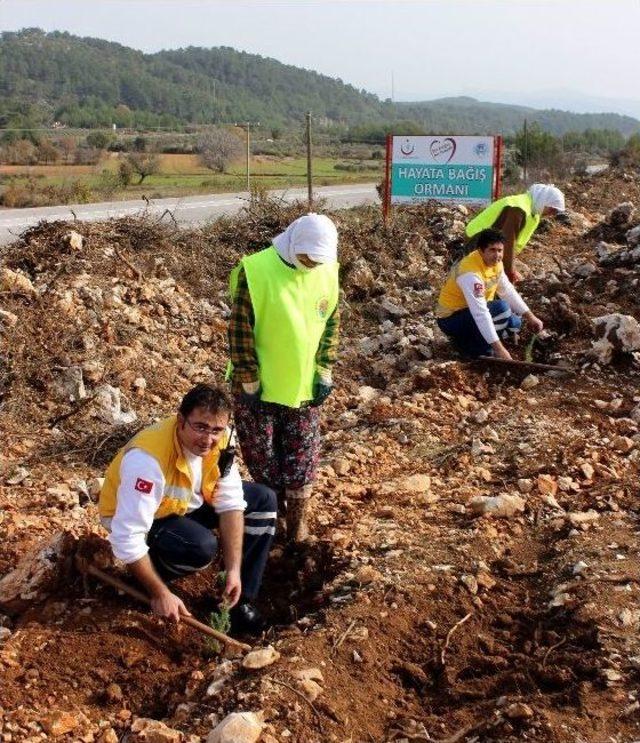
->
[109,449,165,564]
[497,272,529,315]
[456,272,499,344]
[215,461,247,514]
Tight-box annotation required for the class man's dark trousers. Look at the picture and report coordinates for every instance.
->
[147,482,276,599]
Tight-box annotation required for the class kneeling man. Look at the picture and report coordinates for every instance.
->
[436,228,543,359]
[99,383,276,634]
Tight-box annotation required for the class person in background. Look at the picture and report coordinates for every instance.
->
[436,228,544,359]
[465,183,565,281]
[228,213,340,544]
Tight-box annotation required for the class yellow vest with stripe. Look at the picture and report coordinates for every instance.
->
[436,250,502,318]
[229,246,339,409]
[465,193,540,254]
[98,416,228,519]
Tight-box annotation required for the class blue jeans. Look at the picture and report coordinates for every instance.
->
[437,299,522,358]
[147,482,277,600]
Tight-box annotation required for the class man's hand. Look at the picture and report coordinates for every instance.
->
[524,311,544,333]
[491,341,513,361]
[150,588,191,622]
[223,568,242,608]
[240,381,261,408]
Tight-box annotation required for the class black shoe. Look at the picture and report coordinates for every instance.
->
[230,600,264,636]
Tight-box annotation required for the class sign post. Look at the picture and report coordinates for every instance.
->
[383,135,501,220]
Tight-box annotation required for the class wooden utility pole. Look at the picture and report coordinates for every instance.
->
[245,121,251,191]
[523,118,529,184]
[305,111,313,209]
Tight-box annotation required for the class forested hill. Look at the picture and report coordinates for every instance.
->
[1,28,639,137]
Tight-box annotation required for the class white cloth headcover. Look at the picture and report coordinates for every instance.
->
[272,213,338,269]
[528,183,565,215]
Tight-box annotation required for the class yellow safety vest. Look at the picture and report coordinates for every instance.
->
[465,193,540,254]
[229,246,339,408]
[99,416,228,519]
[436,250,502,318]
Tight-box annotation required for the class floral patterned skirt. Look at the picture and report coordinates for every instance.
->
[234,396,320,491]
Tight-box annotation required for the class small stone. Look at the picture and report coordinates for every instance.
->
[355,565,383,585]
[517,478,533,494]
[567,510,600,528]
[241,645,280,670]
[105,683,123,704]
[40,711,79,737]
[292,667,324,683]
[572,561,589,575]
[473,408,489,424]
[0,308,18,327]
[602,669,623,684]
[619,608,640,627]
[537,474,557,496]
[520,374,539,390]
[612,435,634,453]
[130,717,183,742]
[206,712,263,743]
[580,463,595,480]
[332,458,351,476]
[476,572,497,591]
[460,574,478,595]
[98,729,119,743]
[352,649,363,663]
[0,626,12,643]
[358,386,380,404]
[298,678,323,702]
[4,466,30,486]
[1,267,36,295]
[504,702,534,720]
[468,494,525,519]
[63,231,84,251]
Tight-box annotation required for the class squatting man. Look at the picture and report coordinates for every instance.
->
[436,228,544,359]
[98,384,276,634]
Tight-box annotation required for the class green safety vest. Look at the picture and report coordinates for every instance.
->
[229,246,339,408]
[465,193,540,254]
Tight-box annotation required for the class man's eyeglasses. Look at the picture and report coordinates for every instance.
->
[184,418,225,437]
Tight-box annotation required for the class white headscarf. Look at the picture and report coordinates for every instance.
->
[528,183,565,215]
[272,214,338,270]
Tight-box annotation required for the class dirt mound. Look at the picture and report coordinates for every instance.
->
[1,176,640,742]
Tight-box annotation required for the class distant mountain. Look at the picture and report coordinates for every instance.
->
[1,29,639,138]
[399,96,640,137]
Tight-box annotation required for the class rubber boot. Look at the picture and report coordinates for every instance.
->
[285,485,313,543]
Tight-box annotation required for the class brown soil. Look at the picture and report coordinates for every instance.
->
[1,172,640,742]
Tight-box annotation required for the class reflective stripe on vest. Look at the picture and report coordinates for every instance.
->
[232,246,339,409]
[98,416,228,519]
[465,193,540,254]
[436,250,503,318]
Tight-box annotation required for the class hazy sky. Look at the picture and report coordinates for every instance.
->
[2,0,640,116]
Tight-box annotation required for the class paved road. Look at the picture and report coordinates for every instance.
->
[0,183,379,246]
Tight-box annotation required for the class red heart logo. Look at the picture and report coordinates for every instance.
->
[430,137,457,163]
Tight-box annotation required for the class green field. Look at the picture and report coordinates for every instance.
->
[0,153,384,207]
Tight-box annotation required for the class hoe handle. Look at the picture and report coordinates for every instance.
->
[478,356,575,373]
[85,563,251,652]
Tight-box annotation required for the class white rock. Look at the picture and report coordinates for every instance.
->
[54,366,86,401]
[1,267,36,295]
[591,313,640,363]
[206,712,263,743]
[358,386,380,403]
[4,466,30,486]
[241,645,280,670]
[626,223,640,246]
[572,561,589,575]
[468,494,525,518]
[94,385,137,425]
[520,374,539,390]
[298,678,323,702]
[567,510,600,528]
[0,626,12,643]
[0,308,18,327]
[130,718,183,742]
[473,408,489,424]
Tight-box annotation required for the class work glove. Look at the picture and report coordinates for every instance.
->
[240,381,261,409]
[311,374,333,407]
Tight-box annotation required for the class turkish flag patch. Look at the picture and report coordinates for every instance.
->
[473,282,484,297]
[134,478,153,494]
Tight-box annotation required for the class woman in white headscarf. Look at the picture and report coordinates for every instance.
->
[464,183,565,281]
[228,214,340,546]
